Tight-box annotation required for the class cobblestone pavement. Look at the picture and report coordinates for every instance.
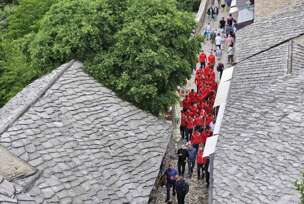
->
[154,2,229,203]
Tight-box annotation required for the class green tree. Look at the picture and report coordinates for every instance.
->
[176,0,201,12]
[0,40,40,106]
[296,171,304,204]
[86,0,200,115]
[7,0,57,39]
[29,0,120,70]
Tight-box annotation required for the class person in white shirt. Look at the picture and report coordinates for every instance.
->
[203,23,212,40]
[215,33,222,49]
[227,45,235,64]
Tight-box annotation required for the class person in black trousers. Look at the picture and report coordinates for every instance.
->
[217,62,224,80]
[175,176,189,204]
[177,145,189,177]
[204,157,210,188]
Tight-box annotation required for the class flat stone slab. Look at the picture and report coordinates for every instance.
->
[0,145,36,180]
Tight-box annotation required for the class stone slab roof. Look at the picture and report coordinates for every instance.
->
[212,5,304,203]
[0,61,171,203]
[213,63,304,204]
[229,42,288,103]
[236,4,304,61]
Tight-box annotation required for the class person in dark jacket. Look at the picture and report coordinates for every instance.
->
[177,145,189,177]
[196,147,204,180]
[204,156,210,188]
[175,176,189,204]
[187,143,197,178]
[165,163,178,203]
[216,62,224,80]
[219,17,226,33]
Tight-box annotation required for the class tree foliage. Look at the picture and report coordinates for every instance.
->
[29,0,116,70]
[296,171,304,204]
[7,0,57,39]
[86,0,200,115]
[176,0,201,12]
[0,0,200,116]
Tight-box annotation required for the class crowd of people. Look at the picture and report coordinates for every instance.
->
[164,3,236,204]
[162,4,238,204]
[204,11,237,65]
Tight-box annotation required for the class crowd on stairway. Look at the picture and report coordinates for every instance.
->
[162,1,237,203]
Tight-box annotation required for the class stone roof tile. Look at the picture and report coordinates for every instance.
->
[0,61,171,203]
[236,6,304,61]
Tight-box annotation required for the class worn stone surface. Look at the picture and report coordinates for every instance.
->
[255,0,299,20]
[0,176,35,204]
[212,4,304,203]
[213,70,304,204]
[229,42,289,103]
[235,3,304,62]
[0,145,36,180]
[0,61,171,203]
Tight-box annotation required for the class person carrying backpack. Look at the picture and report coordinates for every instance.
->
[165,163,178,203]
[175,176,189,204]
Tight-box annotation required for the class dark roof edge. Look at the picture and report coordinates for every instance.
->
[0,60,76,136]
[237,32,304,65]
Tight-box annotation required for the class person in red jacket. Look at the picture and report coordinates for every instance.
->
[186,117,194,142]
[196,147,204,180]
[193,115,202,132]
[188,89,197,104]
[182,95,191,110]
[206,114,214,128]
[198,50,207,69]
[191,130,200,153]
[201,130,208,145]
[208,51,216,67]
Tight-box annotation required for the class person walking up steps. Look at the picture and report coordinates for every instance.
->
[175,176,189,204]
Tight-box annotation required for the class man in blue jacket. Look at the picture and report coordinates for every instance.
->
[187,143,197,178]
[165,163,178,203]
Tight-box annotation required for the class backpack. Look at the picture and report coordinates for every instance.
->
[159,174,166,187]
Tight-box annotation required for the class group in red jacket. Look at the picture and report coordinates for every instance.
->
[180,50,217,153]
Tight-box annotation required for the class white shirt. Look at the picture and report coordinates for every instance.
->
[215,36,222,45]
[206,25,211,32]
